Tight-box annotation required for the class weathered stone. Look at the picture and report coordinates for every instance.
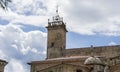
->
[0,59,8,72]
[28,11,120,72]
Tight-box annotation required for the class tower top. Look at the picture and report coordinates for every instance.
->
[47,6,66,27]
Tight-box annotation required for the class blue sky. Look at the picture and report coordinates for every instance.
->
[0,0,120,72]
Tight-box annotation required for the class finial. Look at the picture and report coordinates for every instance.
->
[91,45,94,57]
[48,19,50,22]
[91,45,93,48]
[56,5,59,14]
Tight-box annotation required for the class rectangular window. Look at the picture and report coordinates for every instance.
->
[49,71,53,72]
[51,42,54,47]
[76,69,82,72]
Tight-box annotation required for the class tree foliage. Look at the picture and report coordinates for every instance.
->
[0,0,11,10]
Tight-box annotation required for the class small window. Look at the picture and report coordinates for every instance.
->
[76,69,82,72]
[51,42,54,47]
[49,71,53,72]
[90,67,94,72]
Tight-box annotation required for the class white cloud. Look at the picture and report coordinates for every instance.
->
[108,41,117,46]
[62,0,120,36]
[0,24,47,72]
[1,0,120,72]
[0,9,49,27]
[0,50,7,59]
[5,59,27,72]
[8,0,46,15]
[0,24,47,54]
[1,0,120,36]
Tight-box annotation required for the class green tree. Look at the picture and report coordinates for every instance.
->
[0,0,11,10]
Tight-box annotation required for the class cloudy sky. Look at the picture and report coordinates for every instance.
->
[0,0,120,72]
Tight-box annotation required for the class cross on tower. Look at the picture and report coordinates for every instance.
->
[56,5,59,14]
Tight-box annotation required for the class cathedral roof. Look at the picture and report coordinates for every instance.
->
[84,56,103,65]
[38,63,88,72]
[47,56,89,60]
[28,56,89,65]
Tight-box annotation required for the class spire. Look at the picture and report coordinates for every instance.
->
[56,5,59,15]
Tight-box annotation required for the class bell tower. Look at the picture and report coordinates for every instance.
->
[46,8,67,59]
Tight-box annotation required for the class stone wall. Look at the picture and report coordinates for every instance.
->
[110,64,120,72]
[46,24,67,59]
[35,64,89,72]
[0,65,4,72]
[65,45,120,58]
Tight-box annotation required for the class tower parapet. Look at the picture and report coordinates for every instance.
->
[48,14,63,25]
[47,13,67,32]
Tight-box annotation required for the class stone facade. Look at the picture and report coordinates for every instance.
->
[46,23,67,59]
[28,56,89,72]
[0,59,8,72]
[66,45,120,57]
[28,11,120,72]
